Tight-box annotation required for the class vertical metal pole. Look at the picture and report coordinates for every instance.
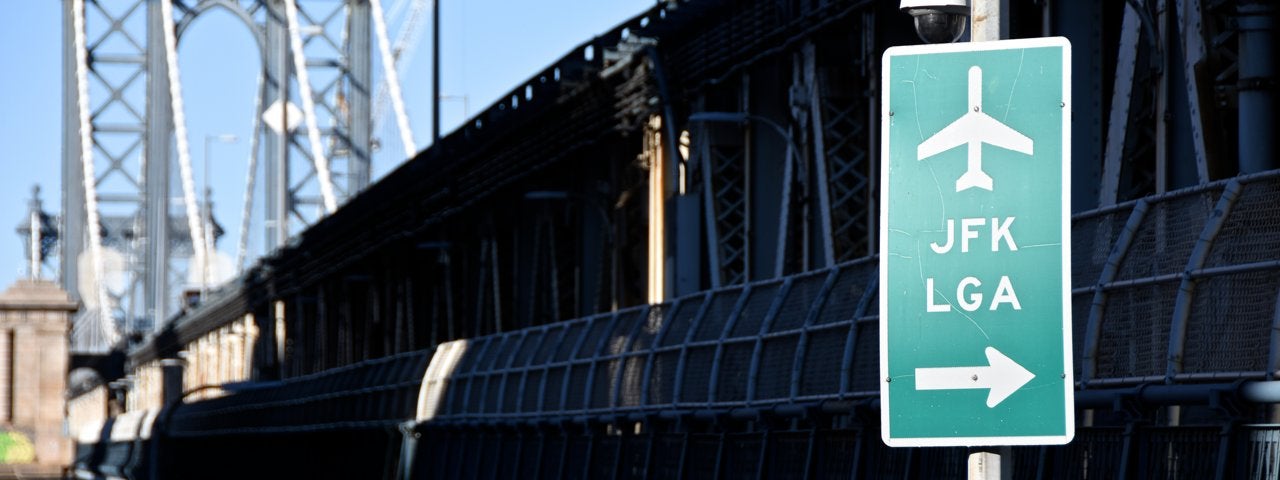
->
[1237,2,1276,173]
[347,0,372,191]
[432,0,440,143]
[967,446,1014,479]
[1155,0,1170,194]
[804,42,836,267]
[968,3,1012,478]
[1100,5,1141,206]
[265,0,290,250]
[61,0,84,302]
[1174,0,1211,184]
[145,0,173,327]
[864,10,878,256]
[970,0,1008,42]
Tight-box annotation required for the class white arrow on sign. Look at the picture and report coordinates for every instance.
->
[915,346,1035,408]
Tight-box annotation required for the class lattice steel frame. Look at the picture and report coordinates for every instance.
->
[63,0,372,350]
[702,142,748,287]
[808,11,877,265]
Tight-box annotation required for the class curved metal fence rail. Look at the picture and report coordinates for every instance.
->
[419,258,880,424]
[166,349,431,436]
[1074,170,1280,387]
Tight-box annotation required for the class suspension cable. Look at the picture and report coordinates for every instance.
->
[71,0,117,346]
[284,0,338,213]
[371,0,417,157]
[158,0,210,294]
[236,73,265,274]
[373,0,427,133]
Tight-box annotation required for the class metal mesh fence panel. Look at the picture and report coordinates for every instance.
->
[522,370,545,413]
[517,429,544,477]
[500,372,522,413]
[515,330,545,367]
[553,321,588,362]
[1138,426,1221,479]
[850,321,879,393]
[1072,294,1091,379]
[696,289,743,341]
[1242,426,1280,480]
[651,432,685,478]
[563,432,590,480]
[588,434,620,478]
[911,447,967,479]
[1054,427,1124,480]
[757,335,800,401]
[461,430,486,477]
[1208,178,1280,266]
[534,325,565,364]
[544,366,566,412]
[408,420,1280,479]
[810,429,856,479]
[619,355,648,408]
[731,282,783,337]
[717,342,754,402]
[1094,282,1179,379]
[649,350,681,406]
[618,433,650,480]
[1114,192,1214,281]
[539,432,566,479]
[565,363,590,411]
[773,270,831,332]
[660,296,706,347]
[577,314,616,360]
[764,431,811,480]
[800,328,847,397]
[722,431,765,478]
[856,428,912,478]
[685,433,721,479]
[1072,206,1135,289]
[475,431,502,480]
[483,375,503,414]
[1183,270,1280,375]
[816,261,872,325]
[681,347,717,404]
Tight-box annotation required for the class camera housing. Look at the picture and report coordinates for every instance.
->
[900,0,970,44]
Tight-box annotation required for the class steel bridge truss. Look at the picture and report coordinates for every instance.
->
[62,0,374,351]
[696,10,879,288]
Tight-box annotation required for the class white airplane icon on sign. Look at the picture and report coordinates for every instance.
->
[918,66,1034,192]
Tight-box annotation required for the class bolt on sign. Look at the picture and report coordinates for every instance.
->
[878,37,1074,447]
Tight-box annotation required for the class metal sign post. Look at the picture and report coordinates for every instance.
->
[879,36,1074,448]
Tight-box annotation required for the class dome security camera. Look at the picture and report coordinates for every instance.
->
[900,0,970,44]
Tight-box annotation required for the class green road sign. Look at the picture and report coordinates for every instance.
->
[878,37,1073,447]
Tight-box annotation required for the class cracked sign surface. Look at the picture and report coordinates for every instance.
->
[878,37,1073,447]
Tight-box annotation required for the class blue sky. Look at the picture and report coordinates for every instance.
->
[0,0,652,293]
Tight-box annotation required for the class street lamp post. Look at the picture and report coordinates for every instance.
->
[202,134,238,295]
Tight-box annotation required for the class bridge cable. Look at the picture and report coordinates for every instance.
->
[158,0,212,294]
[372,0,427,138]
[371,0,418,157]
[235,72,266,274]
[71,0,118,346]
[284,0,338,213]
